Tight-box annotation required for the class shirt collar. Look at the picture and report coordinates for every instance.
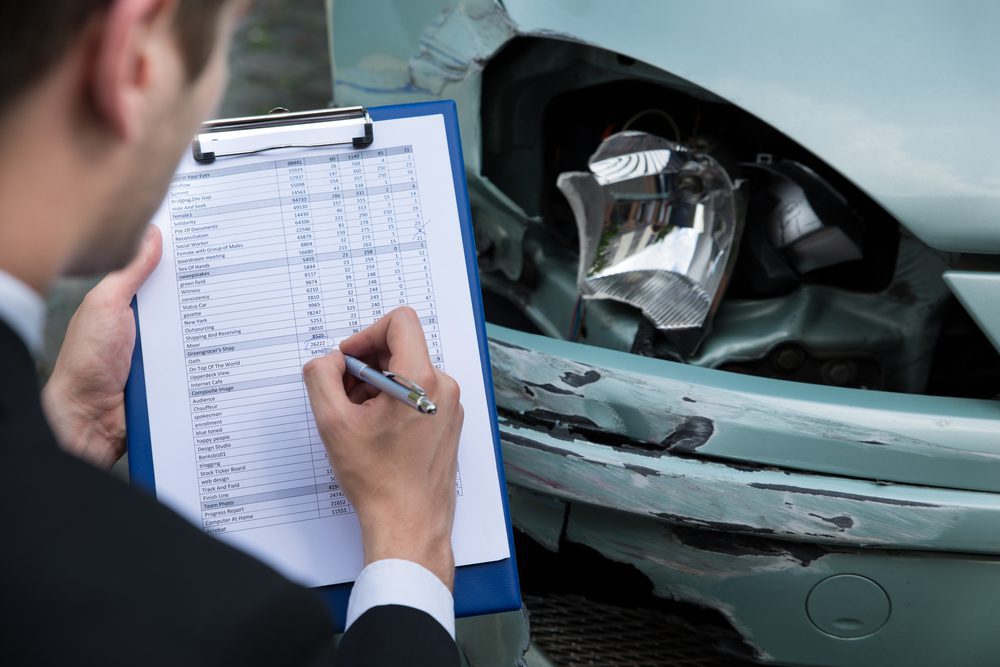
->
[0,269,45,356]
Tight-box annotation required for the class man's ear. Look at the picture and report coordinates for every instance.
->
[91,0,180,140]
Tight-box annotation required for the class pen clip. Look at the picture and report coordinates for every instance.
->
[381,370,428,397]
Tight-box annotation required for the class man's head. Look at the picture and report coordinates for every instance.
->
[0,2,228,118]
[0,0,246,288]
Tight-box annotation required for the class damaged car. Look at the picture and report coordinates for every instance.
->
[328,1,1000,665]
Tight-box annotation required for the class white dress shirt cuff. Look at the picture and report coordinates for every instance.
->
[0,269,45,356]
[345,559,455,640]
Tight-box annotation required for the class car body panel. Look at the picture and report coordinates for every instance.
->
[488,323,1000,495]
[945,271,1000,353]
[493,320,1000,665]
[555,501,1000,667]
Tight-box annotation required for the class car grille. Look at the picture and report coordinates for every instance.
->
[524,593,759,666]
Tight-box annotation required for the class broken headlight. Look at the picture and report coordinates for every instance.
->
[557,131,742,355]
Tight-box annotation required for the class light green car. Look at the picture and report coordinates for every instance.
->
[328,2,1000,665]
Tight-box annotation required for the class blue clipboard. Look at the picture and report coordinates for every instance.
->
[125,101,521,630]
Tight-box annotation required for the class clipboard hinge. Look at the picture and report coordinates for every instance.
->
[191,106,375,164]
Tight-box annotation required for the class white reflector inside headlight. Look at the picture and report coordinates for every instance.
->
[557,131,743,354]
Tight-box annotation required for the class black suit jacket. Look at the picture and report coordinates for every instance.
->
[0,321,458,666]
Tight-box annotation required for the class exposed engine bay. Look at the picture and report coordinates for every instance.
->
[474,37,1000,398]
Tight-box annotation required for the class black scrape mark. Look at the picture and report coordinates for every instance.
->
[717,460,770,473]
[522,409,600,429]
[672,527,828,567]
[523,385,535,397]
[488,338,531,352]
[749,483,939,508]
[501,431,579,459]
[522,380,581,396]
[501,409,637,449]
[499,408,669,454]
[560,369,602,388]
[654,512,777,537]
[624,463,659,477]
[860,440,888,446]
[682,396,696,403]
[808,513,855,530]
[661,416,715,454]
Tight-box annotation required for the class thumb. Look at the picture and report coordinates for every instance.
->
[303,350,354,426]
[104,225,163,297]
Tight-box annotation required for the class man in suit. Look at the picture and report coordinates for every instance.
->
[0,1,464,664]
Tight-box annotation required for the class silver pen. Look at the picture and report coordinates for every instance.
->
[343,354,437,415]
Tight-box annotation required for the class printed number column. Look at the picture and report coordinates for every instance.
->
[304,153,353,518]
[390,146,443,368]
[367,149,406,314]
[171,160,318,534]
[277,157,331,521]
[280,158,327,356]
[309,154,358,343]
[345,151,383,328]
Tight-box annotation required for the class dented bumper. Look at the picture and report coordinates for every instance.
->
[489,323,1000,665]
[489,324,1000,555]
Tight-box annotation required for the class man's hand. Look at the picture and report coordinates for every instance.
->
[303,307,464,590]
[42,226,163,469]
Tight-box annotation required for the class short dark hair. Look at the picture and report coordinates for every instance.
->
[0,1,228,115]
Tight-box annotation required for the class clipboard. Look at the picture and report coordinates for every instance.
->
[125,101,521,630]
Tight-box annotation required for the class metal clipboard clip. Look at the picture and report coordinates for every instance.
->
[191,106,375,164]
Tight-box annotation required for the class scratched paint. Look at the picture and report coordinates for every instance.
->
[409,0,518,94]
[559,503,1000,667]
[487,326,1000,495]
[496,413,1000,555]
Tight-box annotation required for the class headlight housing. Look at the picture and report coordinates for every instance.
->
[558,131,742,355]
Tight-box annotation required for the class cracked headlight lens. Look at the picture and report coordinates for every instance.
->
[557,131,743,355]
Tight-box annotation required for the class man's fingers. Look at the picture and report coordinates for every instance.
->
[340,307,431,377]
[303,350,352,427]
[103,225,163,298]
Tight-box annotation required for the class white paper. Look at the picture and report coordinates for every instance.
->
[136,114,510,587]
